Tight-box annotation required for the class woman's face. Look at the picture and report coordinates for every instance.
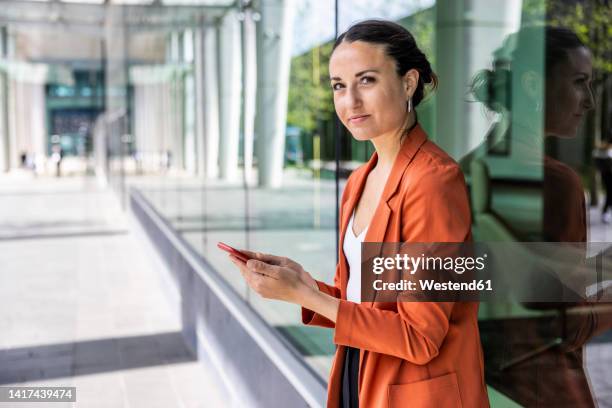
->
[329,40,413,141]
[545,46,594,138]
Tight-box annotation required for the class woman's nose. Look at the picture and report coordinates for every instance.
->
[347,86,362,108]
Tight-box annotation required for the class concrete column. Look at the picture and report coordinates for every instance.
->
[5,27,19,170]
[183,29,196,174]
[154,84,162,169]
[164,32,184,171]
[143,85,154,170]
[140,83,161,173]
[169,71,185,171]
[0,70,8,173]
[217,12,242,181]
[7,78,19,169]
[169,31,181,63]
[162,81,172,168]
[94,115,107,185]
[241,10,257,184]
[194,25,221,179]
[203,25,220,179]
[133,84,145,171]
[0,26,9,172]
[0,39,47,173]
[194,27,206,177]
[435,0,521,160]
[30,82,47,172]
[11,80,44,170]
[140,84,154,171]
[15,81,27,161]
[254,0,295,188]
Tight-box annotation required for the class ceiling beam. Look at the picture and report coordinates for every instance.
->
[0,0,232,33]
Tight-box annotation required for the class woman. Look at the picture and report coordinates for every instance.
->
[466,26,595,242]
[229,20,489,408]
[594,131,612,224]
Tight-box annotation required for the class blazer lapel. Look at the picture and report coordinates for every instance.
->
[361,124,427,308]
[363,124,428,244]
[356,124,429,379]
[339,124,428,302]
[338,153,378,299]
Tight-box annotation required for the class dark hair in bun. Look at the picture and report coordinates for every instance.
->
[332,19,438,108]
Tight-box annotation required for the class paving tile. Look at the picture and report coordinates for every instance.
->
[0,176,229,407]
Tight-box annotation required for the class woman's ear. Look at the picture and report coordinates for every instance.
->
[403,69,420,99]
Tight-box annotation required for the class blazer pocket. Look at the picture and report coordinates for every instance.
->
[388,372,463,408]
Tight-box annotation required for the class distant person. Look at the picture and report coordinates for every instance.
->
[51,145,64,177]
[227,20,489,408]
[594,130,612,223]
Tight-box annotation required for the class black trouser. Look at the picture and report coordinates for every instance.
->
[602,169,612,213]
[340,346,359,408]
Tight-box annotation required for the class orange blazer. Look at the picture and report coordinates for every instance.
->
[302,124,490,408]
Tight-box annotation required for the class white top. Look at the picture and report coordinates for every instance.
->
[343,210,368,303]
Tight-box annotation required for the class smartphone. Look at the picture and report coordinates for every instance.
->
[217,242,251,263]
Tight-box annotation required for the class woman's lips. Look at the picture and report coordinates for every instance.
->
[349,114,370,124]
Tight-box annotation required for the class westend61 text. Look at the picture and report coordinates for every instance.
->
[372,279,493,291]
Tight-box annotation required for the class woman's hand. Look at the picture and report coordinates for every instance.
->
[227,249,340,322]
[228,250,314,303]
[239,250,318,290]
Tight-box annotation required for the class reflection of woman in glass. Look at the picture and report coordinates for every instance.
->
[228,20,489,407]
[468,26,594,242]
[467,26,612,407]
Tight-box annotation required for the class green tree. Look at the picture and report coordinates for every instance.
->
[548,0,612,75]
[286,43,335,134]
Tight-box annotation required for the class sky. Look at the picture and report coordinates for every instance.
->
[291,0,435,56]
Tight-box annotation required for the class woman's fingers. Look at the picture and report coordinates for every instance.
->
[230,255,273,280]
[230,256,259,288]
[229,255,272,297]
[239,249,266,259]
[240,249,284,266]
[238,249,257,258]
[246,259,280,279]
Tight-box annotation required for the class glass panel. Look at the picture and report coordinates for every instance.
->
[241,1,338,377]
[457,2,611,406]
[99,0,611,405]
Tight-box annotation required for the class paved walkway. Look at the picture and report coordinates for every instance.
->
[0,173,226,407]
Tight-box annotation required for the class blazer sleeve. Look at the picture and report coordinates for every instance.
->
[301,265,342,328]
[333,163,472,364]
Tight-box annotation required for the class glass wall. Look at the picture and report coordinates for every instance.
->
[456,2,611,406]
[102,0,612,406]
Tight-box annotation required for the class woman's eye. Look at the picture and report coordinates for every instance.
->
[574,77,590,86]
[331,77,373,90]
